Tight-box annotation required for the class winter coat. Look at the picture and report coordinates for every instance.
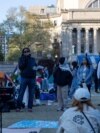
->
[77,65,93,86]
[53,64,73,87]
[97,61,100,79]
[18,55,37,79]
[57,105,100,133]
[71,68,79,90]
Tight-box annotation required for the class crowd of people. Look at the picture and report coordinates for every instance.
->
[54,56,100,132]
[0,47,100,132]
[0,48,100,111]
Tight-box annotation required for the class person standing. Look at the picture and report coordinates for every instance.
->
[92,63,100,93]
[97,61,100,93]
[77,58,93,92]
[57,88,100,133]
[16,47,37,112]
[53,57,73,111]
[69,61,79,99]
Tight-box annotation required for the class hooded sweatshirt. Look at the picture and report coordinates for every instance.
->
[53,63,73,86]
[57,105,100,133]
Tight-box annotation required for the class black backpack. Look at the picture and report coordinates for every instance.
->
[54,67,73,86]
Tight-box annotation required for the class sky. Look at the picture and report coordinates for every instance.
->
[0,0,56,23]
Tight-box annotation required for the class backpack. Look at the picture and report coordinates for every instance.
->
[54,67,73,86]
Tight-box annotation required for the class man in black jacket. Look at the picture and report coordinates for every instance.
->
[53,57,73,111]
[16,47,37,112]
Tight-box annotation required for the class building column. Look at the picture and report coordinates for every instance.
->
[77,28,81,55]
[67,28,72,61]
[61,26,68,57]
[93,28,98,54]
[85,28,89,53]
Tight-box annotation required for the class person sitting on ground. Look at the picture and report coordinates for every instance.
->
[57,87,100,133]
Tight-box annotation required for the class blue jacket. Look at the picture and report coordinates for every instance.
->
[77,65,93,85]
[71,68,79,89]
[18,55,37,79]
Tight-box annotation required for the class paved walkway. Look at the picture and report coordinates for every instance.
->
[2,90,100,133]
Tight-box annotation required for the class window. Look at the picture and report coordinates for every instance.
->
[93,0,98,7]
[37,51,42,57]
[72,28,77,54]
[54,20,57,26]
[41,9,44,14]
[89,29,93,53]
[81,29,85,53]
[87,0,100,8]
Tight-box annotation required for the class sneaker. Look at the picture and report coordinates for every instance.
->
[36,99,41,105]
[57,107,64,111]
[57,107,68,111]
[28,108,32,112]
[96,90,100,93]
[16,108,21,112]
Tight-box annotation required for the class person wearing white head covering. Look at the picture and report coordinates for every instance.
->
[57,88,100,133]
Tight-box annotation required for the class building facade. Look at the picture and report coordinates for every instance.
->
[29,5,62,59]
[60,0,100,59]
[29,0,100,59]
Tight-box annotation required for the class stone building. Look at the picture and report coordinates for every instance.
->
[59,0,100,59]
[29,4,62,59]
[29,0,100,59]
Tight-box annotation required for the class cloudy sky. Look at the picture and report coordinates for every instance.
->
[0,0,56,23]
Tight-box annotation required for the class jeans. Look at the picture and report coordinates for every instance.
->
[17,77,35,109]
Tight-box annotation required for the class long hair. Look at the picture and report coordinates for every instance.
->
[80,57,91,68]
[72,99,96,112]
[22,47,31,56]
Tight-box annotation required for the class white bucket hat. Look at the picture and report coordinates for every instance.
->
[74,88,91,101]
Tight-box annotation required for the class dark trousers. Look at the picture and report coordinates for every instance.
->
[17,77,35,109]
[94,78,99,92]
[87,84,91,92]
[98,78,100,91]
[35,86,40,99]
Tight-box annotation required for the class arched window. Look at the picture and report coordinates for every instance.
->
[86,0,100,8]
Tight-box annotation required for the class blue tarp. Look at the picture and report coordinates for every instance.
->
[8,120,58,128]
[77,54,100,65]
[40,93,56,100]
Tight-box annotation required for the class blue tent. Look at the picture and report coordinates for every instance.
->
[77,54,100,65]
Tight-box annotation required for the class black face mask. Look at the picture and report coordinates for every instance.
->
[24,54,31,57]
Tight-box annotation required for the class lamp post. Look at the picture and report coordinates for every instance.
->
[4,34,7,62]
[0,34,7,62]
[52,39,60,60]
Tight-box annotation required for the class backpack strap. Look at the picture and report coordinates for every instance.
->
[81,111,96,133]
